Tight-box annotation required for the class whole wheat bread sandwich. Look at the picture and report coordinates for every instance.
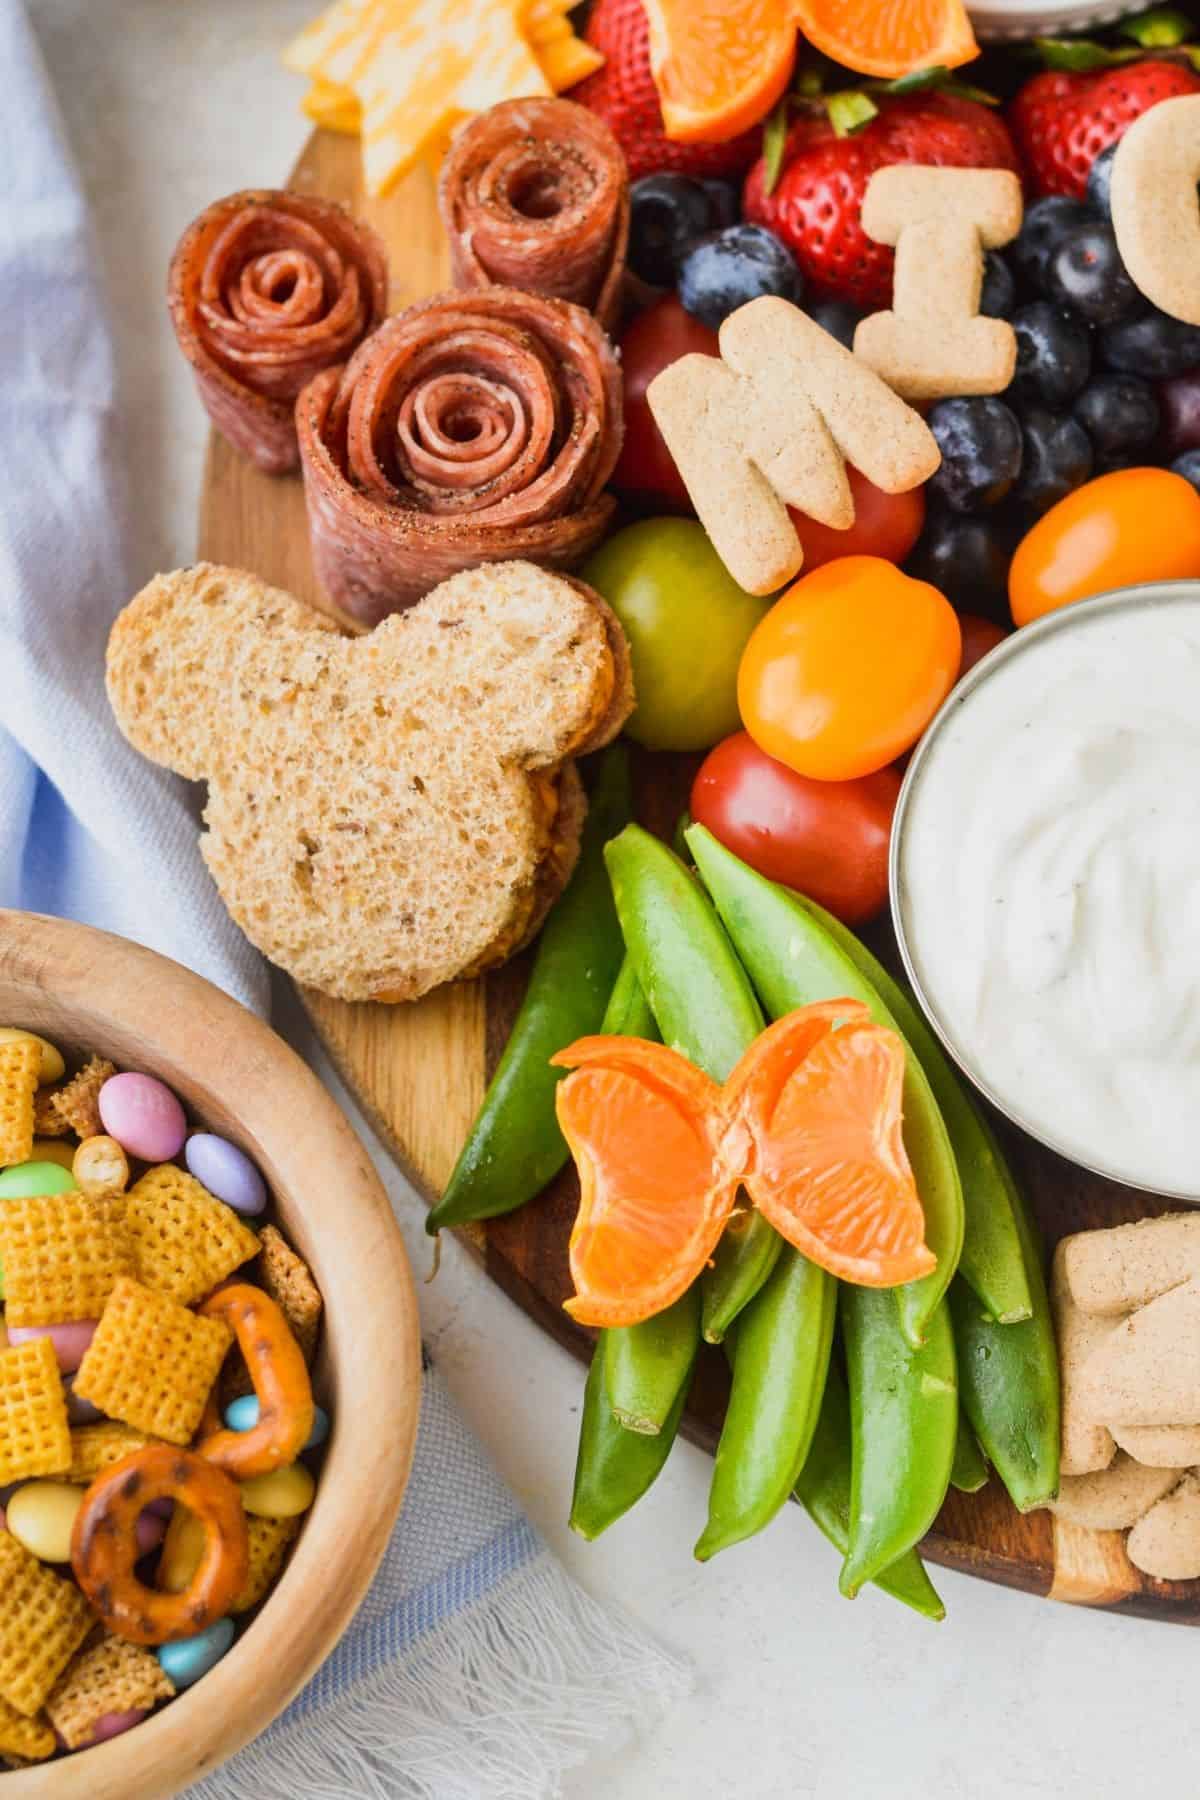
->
[106,560,633,1001]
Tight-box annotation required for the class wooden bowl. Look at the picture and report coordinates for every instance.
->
[0,911,421,1799]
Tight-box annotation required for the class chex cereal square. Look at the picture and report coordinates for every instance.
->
[258,1225,322,1363]
[65,1421,154,1484]
[46,1635,175,1750]
[127,1165,258,1305]
[0,1692,55,1763]
[0,1534,92,1716]
[0,1337,70,1484]
[48,1055,114,1140]
[0,1191,134,1327]
[73,1278,231,1445]
[0,1038,40,1168]
[231,1514,301,1614]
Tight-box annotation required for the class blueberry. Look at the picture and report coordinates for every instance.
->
[1085,143,1118,221]
[628,174,713,286]
[1100,305,1200,379]
[1171,448,1200,492]
[904,505,1015,620]
[1013,407,1093,513]
[699,178,740,230]
[1045,223,1144,326]
[928,396,1023,513]
[980,252,1016,321]
[1010,195,1093,295]
[805,297,864,352]
[1010,301,1091,408]
[1072,373,1160,460]
[677,223,803,330]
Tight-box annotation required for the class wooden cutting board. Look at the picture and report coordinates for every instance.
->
[197,126,1198,1623]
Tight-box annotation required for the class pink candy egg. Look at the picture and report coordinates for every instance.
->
[135,1507,167,1556]
[98,1072,187,1162]
[8,1320,97,1374]
[65,1381,104,1425]
[89,1709,148,1743]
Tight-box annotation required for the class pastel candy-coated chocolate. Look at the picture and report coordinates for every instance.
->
[157,1618,236,1688]
[225,1394,330,1449]
[29,1139,76,1172]
[98,1072,187,1162]
[136,1506,167,1557]
[7,1480,83,1562]
[87,1710,148,1744]
[8,1319,97,1374]
[0,1029,64,1084]
[0,1162,77,1198]
[185,1133,267,1216]
[65,1379,105,1425]
[240,1463,316,1518]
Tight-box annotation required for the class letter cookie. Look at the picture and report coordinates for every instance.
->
[1111,94,1200,327]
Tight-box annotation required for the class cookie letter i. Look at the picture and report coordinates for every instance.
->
[1111,95,1200,327]
[647,296,940,596]
[854,166,1023,400]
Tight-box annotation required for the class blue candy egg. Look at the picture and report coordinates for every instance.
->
[157,1618,236,1688]
[184,1133,267,1216]
[224,1394,329,1450]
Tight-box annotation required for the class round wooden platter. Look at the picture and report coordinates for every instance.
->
[198,126,1197,1623]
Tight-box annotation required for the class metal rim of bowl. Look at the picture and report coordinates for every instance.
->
[890,578,1200,1204]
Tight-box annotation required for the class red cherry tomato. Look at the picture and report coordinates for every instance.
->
[612,297,718,511]
[691,731,901,926]
[956,613,1008,682]
[788,467,926,572]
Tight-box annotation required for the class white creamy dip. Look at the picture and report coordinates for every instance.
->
[896,589,1200,1196]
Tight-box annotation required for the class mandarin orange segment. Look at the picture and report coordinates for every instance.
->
[551,1034,722,1119]
[723,999,869,1126]
[556,1056,735,1328]
[793,0,978,79]
[741,1020,935,1287]
[643,0,798,145]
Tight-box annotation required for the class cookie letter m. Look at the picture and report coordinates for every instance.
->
[647,296,940,596]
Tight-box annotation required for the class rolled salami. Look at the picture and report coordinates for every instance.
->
[296,287,622,625]
[169,190,388,475]
[439,99,629,331]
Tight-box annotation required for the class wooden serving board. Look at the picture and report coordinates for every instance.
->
[198,127,1197,1622]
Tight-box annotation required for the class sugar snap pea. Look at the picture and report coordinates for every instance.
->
[950,1177,1060,1514]
[950,1412,989,1493]
[606,1287,699,1436]
[427,747,631,1234]
[687,825,962,1349]
[695,1246,836,1560]
[702,1210,782,1344]
[795,1363,945,1622]
[797,896,1033,1327]
[840,1287,957,1598]
[570,1334,693,1539]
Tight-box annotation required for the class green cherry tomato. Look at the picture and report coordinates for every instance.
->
[582,519,773,752]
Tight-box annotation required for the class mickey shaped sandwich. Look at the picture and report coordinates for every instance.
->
[106,560,633,1000]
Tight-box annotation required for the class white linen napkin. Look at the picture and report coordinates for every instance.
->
[0,3,691,1792]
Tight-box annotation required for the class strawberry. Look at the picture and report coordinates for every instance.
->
[743,93,1020,311]
[1008,60,1200,199]
[571,0,761,183]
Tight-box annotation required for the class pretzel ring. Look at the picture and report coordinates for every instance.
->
[197,1282,315,1479]
[71,1445,249,1645]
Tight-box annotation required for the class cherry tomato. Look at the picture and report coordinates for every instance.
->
[738,556,961,781]
[788,467,925,573]
[611,296,719,511]
[956,613,1008,682]
[691,732,900,925]
[1009,466,1200,627]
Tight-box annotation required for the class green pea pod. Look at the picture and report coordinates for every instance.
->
[570,1333,693,1540]
[795,1363,945,1622]
[796,895,1033,1327]
[840,1287,957,1597]
[950,1179,1060,1513]
[606,1287,700,1435]
[701,1211,783,1345]
[695,1246,836,1561]
[600,951,657,1039]
[686,825,962,1349]
[950,1412,989,1493]
[427,747,632,1234]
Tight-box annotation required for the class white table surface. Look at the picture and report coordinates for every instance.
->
[26,3,1200,1795]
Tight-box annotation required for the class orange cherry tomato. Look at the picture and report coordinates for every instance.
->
[1009,467,1200,627]
[788,466,926,573]
[737,556,961,781]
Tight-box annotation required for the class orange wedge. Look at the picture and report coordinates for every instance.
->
[792,0,978,79]
[738,1009,935,1288]
[553,1038,737,1328]
[643,0,798,145]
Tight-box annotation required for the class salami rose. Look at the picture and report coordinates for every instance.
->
[439,99,629,332]
[168,190,388,475]
[296,288,623,625]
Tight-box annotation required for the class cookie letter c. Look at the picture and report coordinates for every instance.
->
[854,166,1023,400]
[1111,94,1200,327]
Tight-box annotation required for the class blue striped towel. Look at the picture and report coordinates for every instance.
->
[0,2,691,1793]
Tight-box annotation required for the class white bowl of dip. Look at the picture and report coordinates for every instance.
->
[892,582,1200,1201]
